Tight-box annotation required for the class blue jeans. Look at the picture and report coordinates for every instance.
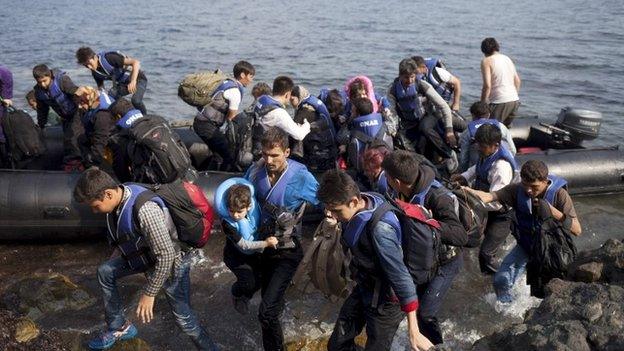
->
[493,245,529,303]
[109,77,148,114]
[97,254,219,350]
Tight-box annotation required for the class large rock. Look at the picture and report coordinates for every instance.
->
[473,239,624,351]
[14,317,40,343]
[1,273,95,320]
[0,308,66,351]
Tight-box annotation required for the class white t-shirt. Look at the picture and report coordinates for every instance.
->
[461,159,518,211]
[433,66,453,84]
[222,85,242,111]
[488,53,519,104]
[260,107,311,141]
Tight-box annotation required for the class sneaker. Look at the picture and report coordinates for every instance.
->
[88,322,138,350]
[445,150,458,173]
[233,296,249,315]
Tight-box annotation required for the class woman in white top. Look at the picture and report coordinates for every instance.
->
[480,37,521,127]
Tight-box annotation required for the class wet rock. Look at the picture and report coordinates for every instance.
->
[574,262,603,282]
[1,273,95,320]
[14,317,40,343]
[0,308,66,350]
[285,333,365,351]
[568,238,624,285]
[109,338,151,351]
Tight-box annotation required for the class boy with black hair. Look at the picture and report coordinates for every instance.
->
[76,47,148,114]
[194,61,255,170]
[452,124,518,274]
[73,168,218,350]
[252,76,310,159]
[458,101,516,172]
[382,150,467,344]
[318,169,433,351]
[244,127,318,350]
[464,160,581,302]
[411,55,462,112]
[32,64,85,170]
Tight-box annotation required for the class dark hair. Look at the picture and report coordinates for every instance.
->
[291,85,304,99]
[352,97,373,116]
[469,101,490,119]
[520,160,549,182]
[272,76,294,96]
[233,60,255,78]
[410,56,426,67]
[251,82,271,99]
[481,37,500,56]
[381,150,420,184]
[108,97,134,118]
[325,89,345,120]
[317,169,361,206]
[76,47,96,65]
[226,184,251,211]
[362,145,389,174]
[348,79,366,101]
[474,124,502,146]
[73,168,119,203]
[25,90,36,102]
[399,58,418,76]
[32,64,52,79]
[261,127,289,151]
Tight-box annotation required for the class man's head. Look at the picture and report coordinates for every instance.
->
[520,160,549,198]
[26,90,37,110]
[317,169,363,222]
[474,124,501,157]
[470,101,490,120]
[481,38,500,56]
[77,86,100,111]
[261,127,290,173]
[33,64,53,89]
[398,58,418,87]
[351,97,373,117]
[75,47,99,71]
[272,76,294,102]
[289,85,309,108]
[226,184,252,221]
[325,89,345,120]
[411,56,428,75]
[251,82,271,99]
[381,150,420,194]
[233,61,255,87]
[73,168,121,214]
[108,97,134,120]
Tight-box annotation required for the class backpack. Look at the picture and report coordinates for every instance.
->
[526,215,577,298]
[1,107,46,167]
[224,113,254,171]
[293,218,352,299]
[370,197,442,285]
[348,128,391,172]
[137,180,214,248]
[124,115,193,184]
[178,70,228,108]
[450,188,488,248]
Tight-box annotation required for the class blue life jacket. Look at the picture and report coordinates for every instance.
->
[214,177,261,254]
[514,175,568,252]
[474,145,518,191]
[468,118,503,141]
[106,184,167,271]
[94,51,131,84]
[373,170,389,195]
[212,79,245,100]
[82,91,115,137]
[409,179,445,207]
[300,95,336,140]
[34,70,77,118]
[318,87,348,113]
[116,109,144,129]
[252,95,285,157]
[392,79,425,121]
[342,192,401,248]
[248,158,308,225]
[349,113,385,171]
[254,95,283,120]
[425,57,453,102]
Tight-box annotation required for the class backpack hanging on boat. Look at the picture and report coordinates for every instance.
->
[450,187,488,248]
[124,115,193,184]
[178,70,228,108]
[1,107,46,168]
[137,179,214,248]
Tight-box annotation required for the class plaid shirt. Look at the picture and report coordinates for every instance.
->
[118,186,182,296]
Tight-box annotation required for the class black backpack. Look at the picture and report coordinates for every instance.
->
[224,113,253,171]
[369,197,442,285]
[124,115,193,184]
[1,108,46,167]
[450,188,488,248]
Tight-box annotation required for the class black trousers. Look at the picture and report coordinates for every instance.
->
[193,118,235,171]
[479,211,512,273]
[328,286,404,351]
[223,240,262,299]
[61,113,84,165]
[258,243,303,351]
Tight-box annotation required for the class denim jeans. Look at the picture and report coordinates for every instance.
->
[109,78,148,114]
[97,254,219,350]
[493,244,529,303]
[192,118,235,171]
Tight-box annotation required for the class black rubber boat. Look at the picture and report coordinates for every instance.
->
[1,108,622,240]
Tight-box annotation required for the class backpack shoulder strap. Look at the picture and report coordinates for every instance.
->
[132,190,158,229]
[367,202,398,238]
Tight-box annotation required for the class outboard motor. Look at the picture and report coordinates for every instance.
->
[555,107,602,145]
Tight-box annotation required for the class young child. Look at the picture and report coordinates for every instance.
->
[214,178,277,314]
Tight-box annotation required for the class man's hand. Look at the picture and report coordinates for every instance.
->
[136,294,155,323]
[1,98,12,107]
[451,103,460,112]
[265,236,279,248]
[128,80,137,94]
[445,131,457,148]
[410,332,434,351]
